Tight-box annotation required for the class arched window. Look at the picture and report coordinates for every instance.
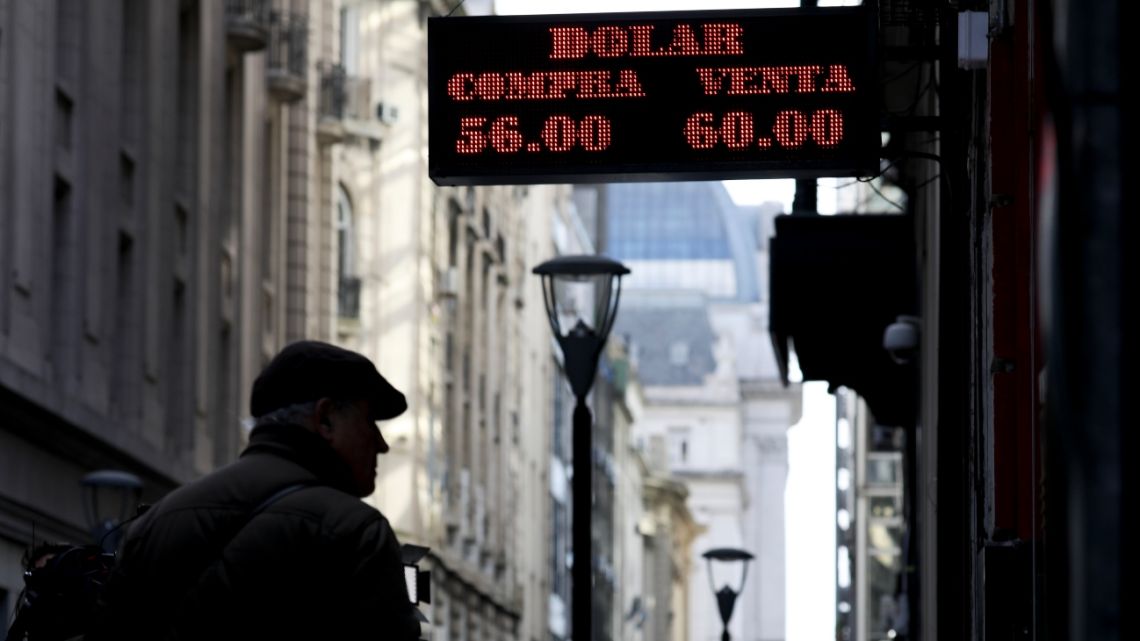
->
[336,184,359,318]
[336,185,356,280]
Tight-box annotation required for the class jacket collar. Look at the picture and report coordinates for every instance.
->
[241,423,357,494]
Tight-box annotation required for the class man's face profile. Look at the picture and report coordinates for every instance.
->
[322,399,390,497]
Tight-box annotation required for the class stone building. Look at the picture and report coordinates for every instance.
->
[0,0,341,620]
[607,340,701,641]
[332,3,568,639]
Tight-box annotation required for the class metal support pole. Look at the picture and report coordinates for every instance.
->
[572,398,593,641]
[792,178,817,215]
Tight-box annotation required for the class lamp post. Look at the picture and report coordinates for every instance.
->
[81,470,142,552]
[533,254,629,641]
[702,547,754,641]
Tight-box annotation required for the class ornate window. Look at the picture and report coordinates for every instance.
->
[336,184,360,319]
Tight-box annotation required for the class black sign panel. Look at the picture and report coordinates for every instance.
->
[428,7,877,185]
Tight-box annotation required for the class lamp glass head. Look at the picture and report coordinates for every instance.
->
[533,254,629,340]
[703,547,754,595]
[81,470,142,530]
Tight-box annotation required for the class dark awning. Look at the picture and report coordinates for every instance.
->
[769,214,918,427]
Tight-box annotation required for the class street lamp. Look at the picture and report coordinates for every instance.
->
[81,470,142,552]
[533,254,630,641]
[702,547,754,641]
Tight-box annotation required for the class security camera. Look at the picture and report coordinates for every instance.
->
[883,315,921,365]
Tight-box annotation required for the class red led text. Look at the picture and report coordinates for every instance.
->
[683,109,845,150]
[696,65,857,95]
[456,115,613,154]
[550,23,745,60]
[447,70,646,101]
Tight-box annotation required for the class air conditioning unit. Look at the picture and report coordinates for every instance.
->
[637,516,657,537]
[376,101,399,125]
[438,266,459,299]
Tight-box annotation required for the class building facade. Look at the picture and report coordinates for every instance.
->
[331,4,571,640]
[834,388,909,641]
[0,0,338,621]
[605,345,702,641]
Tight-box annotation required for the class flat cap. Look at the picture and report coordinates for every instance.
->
[250,340,407,420]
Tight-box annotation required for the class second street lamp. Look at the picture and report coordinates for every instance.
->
[81,470,143,552]
[703,547,755,641]
[533,254,629,641]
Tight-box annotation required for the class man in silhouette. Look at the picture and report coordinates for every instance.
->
[90,340,421,641]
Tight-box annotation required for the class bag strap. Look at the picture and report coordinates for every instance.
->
[168,482,316,622]
[248,482,313,520]
[200,482,316,577]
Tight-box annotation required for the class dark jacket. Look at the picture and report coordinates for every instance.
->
[89,423,421,641]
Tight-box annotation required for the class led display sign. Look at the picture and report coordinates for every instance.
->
[428,7,877,185]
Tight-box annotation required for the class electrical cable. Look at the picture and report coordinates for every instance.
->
[866,180,907,212]
[446,0,466,17]
[884,60,937,118]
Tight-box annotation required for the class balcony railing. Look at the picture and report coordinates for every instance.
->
[267,11,307,102]
[317,62,347,144]
[345,75,372,121]
[318,62,347,120]
[225,0,270,52]
[317,62,386,144]
[338,276,361,319]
